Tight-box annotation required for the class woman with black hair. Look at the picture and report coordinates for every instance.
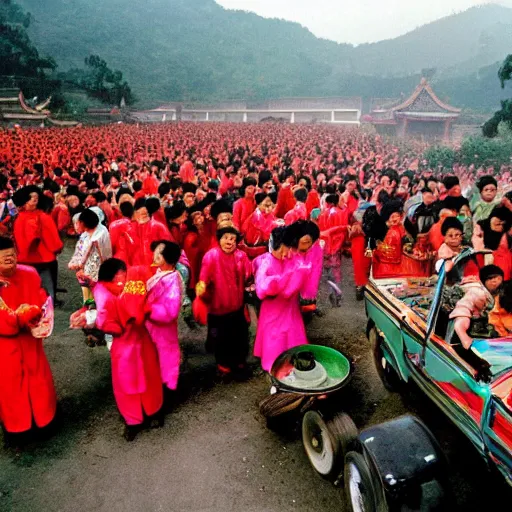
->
[146,241,183,398]
[253,226,311,371]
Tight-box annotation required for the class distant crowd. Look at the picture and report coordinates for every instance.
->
[1,122,512,443]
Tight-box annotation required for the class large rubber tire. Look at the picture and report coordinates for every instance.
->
[368,327,402,392]
[327,413,358,462]
[302,410,342,481]
[344,451,383,512]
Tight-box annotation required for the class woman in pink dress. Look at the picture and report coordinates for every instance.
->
[145,241,182,398]
[254,226,311,372]
[94,259,164,441]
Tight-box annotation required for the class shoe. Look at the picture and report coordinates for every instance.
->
[184,315,197,330]
[355,286,365,301]
[233,364,252,382]
[148,412,165,429]
[123,424,141,442]
[216,364,233,383]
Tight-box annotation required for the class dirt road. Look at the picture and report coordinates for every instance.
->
[0,246,509,511]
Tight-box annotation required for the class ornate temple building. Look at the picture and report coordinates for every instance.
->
[366,79,461,141]
[0,88,77,126]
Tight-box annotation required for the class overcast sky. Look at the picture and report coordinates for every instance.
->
[216,0,512,44]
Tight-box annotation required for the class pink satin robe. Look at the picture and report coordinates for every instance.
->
[145,270,182,390]
[284,202,308,226]
[253,253,310,371]
[94,283,163,425]
[300,241,324,301]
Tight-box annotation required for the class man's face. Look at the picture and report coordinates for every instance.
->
[298,235,313,254]
[192,212,204,228]
[245,185,256,198]
[258,197,274,215]
[387,212,402,226]
[422,191,434,206]
[134,207,150,224]
[110,178,119,188]
[481,184,497,203]
[85,195,97,207]
[490,216,506,233]
[183,192,195,207]
[67,195,79,209]
[152,243,165,267]
[449,185,462,197]
[217,212,232,226]
[346,180,357,193]
[26,192,39,211]
[219,233,237,254]
[400,176,410,188]
[445,228,463,250]
[0,247,17,277]
[485,275,503,294]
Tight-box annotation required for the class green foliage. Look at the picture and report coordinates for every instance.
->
[16,0,512,106]
[0,0,61,100]
[483,54,512,137]
[499,54,512,88]
[423,134,512,169]
[0,0,56,77]
[460,135,512,167]
[60,55,135,106]
[423,145,456,169]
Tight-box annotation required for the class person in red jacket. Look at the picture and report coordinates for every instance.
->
[0,236,57,447]
[12,186,63,300]
[165,201,188,247]
[232,177,256,231]
[117,197,171,266]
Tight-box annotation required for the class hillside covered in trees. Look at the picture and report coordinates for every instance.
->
[11,0,512,109]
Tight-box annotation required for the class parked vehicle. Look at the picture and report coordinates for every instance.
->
[364,248,512,487]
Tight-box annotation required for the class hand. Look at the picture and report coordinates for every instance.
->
[16,304,42,328]
[195,280,207,297]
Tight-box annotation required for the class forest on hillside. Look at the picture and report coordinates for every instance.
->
[1,0,511,111]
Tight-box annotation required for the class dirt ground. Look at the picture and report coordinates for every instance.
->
[0,241,510,512]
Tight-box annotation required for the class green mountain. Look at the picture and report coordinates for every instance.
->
[15,0,512,109]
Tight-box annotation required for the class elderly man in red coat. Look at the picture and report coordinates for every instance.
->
[0,236,57,446]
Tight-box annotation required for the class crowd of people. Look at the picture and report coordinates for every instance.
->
[1,122,512,443]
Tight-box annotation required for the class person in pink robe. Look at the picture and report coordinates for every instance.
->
[253,226,311,372]
[232,178,257,231]
[94,259,164,441]
[116,198,171,266]
[292,221,324,308]
[145,241,182,395]
[196,227,252,377]
[284,188,308,226]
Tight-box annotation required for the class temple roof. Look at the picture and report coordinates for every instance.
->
[386,78,461,114]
